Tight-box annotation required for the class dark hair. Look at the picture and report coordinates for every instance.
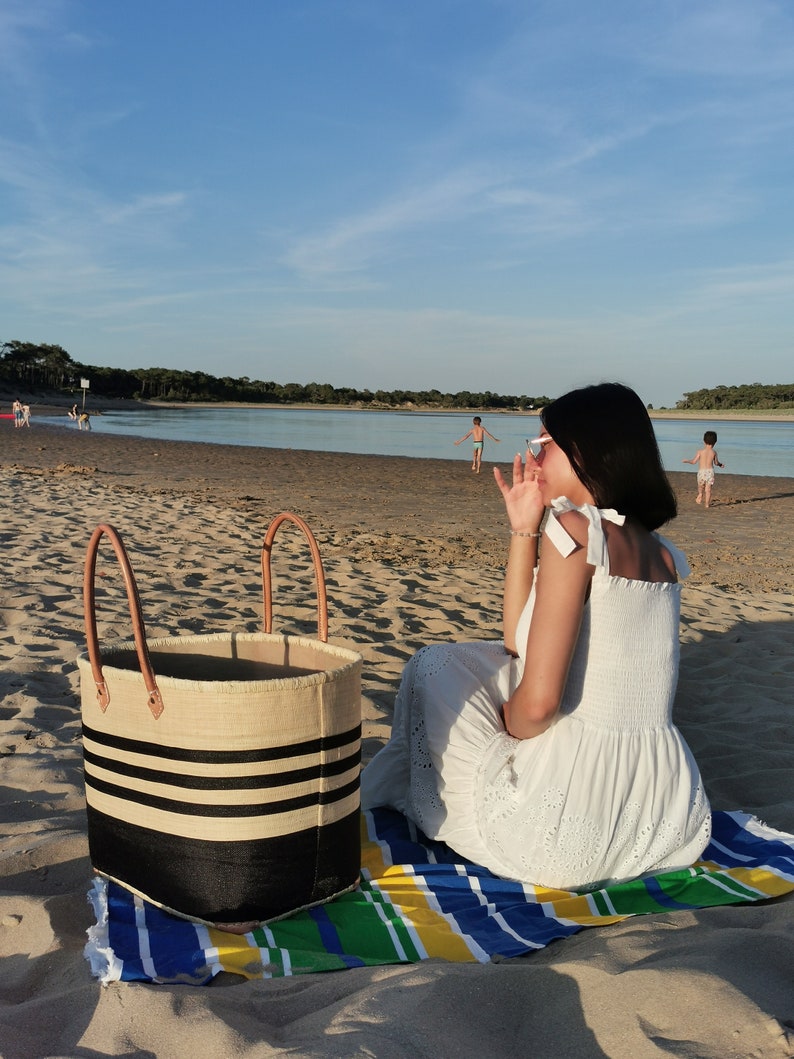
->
[703,430,717,445]
[541,382,677,530]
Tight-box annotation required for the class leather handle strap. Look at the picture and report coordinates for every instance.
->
[83,523,164,718]
[261,512,328,642]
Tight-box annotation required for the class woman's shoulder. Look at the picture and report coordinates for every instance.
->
[604,520,680,583]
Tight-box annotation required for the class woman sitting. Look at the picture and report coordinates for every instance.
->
[361,382,711,890]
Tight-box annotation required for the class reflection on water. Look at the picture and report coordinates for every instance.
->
[40,407,794,478]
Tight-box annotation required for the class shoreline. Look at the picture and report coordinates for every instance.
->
[3,387,793,422]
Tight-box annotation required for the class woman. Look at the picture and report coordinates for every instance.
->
[361,382,711,890]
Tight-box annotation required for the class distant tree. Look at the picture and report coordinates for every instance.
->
[0,340,76,389]
[677,383,794,411]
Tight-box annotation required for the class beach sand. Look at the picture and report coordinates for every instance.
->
[1,422,793,1058]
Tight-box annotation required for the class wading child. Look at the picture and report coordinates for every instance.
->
[682,431,724,507]
[454,416,500,473]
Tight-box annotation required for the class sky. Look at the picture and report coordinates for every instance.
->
[1,0,793,408]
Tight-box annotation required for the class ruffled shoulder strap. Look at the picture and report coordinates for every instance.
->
[545,498,624,571]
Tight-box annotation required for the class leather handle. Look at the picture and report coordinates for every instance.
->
[83,523,164,719]
[261,512,328,642]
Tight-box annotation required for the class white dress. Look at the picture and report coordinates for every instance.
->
[361,500,712,890]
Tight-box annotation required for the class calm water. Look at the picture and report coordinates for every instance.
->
[41,407,794,478]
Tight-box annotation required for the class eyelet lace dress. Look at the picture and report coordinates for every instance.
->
[361,500,711,890]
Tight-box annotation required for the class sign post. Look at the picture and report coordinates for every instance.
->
[81,378,90,410]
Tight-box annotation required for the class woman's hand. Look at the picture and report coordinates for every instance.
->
[493,450,545,531]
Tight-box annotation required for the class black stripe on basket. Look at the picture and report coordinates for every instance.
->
[87,805,360,923]
[82,722,361,763]
[83,744,360,791]
[84,773,360,817]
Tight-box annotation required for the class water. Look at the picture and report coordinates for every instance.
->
[41,406,794,477]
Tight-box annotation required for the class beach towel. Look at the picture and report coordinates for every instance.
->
[85,807,794,985]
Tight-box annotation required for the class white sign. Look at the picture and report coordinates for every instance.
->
[80,378,90,389]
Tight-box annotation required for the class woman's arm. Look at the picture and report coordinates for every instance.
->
[502,512,593,739]
[502,532,540,653]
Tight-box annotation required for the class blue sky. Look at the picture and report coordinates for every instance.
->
[1,0,792,407]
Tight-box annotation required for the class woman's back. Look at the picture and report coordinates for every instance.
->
[557,569,681,729]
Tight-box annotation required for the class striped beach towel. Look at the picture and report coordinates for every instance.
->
[85,808,794,985]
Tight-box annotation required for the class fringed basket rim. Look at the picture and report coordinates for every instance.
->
[76,631,362,693]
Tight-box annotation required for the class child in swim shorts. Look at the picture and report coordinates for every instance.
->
[682,431,724,508]
[454,416,501,474]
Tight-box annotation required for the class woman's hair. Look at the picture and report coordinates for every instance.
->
[541,382,677,530]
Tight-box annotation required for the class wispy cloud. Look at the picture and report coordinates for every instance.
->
[694,259,794,303]
[639,0,794,78]
[282,167,497,280]
[98,193,188,226]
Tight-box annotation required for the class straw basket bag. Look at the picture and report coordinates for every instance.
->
[77,513,363,927]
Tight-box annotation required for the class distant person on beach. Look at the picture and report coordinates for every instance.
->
[21,403,31,427]
[454,416,500,473]
[363,382,710,891]
[682,431,724,508]
[13,399,23,428]
[78,412,91,431]
[68,404,78,421]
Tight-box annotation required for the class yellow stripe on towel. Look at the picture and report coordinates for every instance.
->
[374,866,479,961]
[714,864,794,899]
[360,815,477,961]
[531,885,625,927]
[206,928,265,979]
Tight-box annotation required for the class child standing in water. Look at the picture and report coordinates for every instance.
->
[682,431,724,507]
[454,416,501,473]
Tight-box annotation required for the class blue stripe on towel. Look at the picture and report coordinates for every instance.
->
[142,899,212,984]
[106,882,148,982]
[707,812,794,875]
[642,877,700,911]
[308,906,366,968]
[106,882,211,984]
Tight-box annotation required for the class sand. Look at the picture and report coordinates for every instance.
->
[1,421,793,1058]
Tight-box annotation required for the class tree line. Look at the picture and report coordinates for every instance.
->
[2,339,791,411]
[0,340,549,410]
[676,383,794,411]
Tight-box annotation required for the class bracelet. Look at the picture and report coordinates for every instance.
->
[510,529,541,538]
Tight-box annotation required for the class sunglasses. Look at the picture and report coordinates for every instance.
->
[526,434,552,457]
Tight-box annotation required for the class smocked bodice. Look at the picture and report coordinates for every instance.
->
[514,500,689,731]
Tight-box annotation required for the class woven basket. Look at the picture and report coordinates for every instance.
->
[77,513,363,927]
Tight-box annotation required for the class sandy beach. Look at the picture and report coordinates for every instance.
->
[2,421,793,1058]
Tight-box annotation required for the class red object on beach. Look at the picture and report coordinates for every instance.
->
[0,413,15,418]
